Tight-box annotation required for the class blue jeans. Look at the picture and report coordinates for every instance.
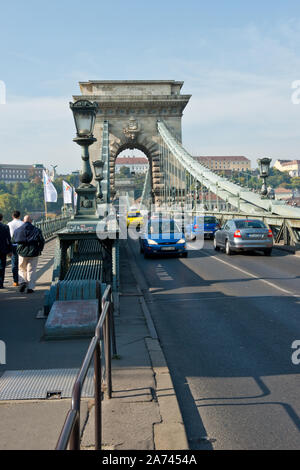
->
[11,245,19,283]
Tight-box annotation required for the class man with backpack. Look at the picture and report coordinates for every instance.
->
[13,215,45,294]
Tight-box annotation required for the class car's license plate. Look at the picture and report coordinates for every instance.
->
[161,247,175,251]
[248,234,262,238]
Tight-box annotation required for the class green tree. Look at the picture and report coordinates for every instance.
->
[290,177,300,189]
[0,193,19,222]
[11,181,25,198]
[117,166,131,178]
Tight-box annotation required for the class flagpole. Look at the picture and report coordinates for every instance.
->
[44,189,48,220]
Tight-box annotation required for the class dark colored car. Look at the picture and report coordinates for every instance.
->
[185,215,220,240]
[139,218,187,258]
[214,218,273,255]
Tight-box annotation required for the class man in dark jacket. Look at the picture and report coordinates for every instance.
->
[13,215,45,294]
[0,213,12,289]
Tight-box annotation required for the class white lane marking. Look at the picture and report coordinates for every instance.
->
[204,252,300,298]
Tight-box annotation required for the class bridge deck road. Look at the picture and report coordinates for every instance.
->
[129,238,300,450]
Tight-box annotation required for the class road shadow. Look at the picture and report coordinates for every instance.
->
[128,238,300,449]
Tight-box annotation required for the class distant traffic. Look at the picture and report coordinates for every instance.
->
[125,208,274,259]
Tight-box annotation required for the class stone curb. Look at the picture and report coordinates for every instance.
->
[125,241,189,450]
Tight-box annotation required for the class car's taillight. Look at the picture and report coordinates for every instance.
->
[194,225,199,229]
[234,230,242,238]
[268,229,273,238]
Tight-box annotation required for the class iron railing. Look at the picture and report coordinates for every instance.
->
[34,215,70,240]
[56,285,114,450]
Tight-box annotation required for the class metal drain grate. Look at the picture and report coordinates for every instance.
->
[0,368,94,400]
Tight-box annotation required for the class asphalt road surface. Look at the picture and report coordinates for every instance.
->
[129,238,300,450]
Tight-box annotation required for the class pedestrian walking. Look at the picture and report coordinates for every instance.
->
[0,213,12,289]
[13,215,45,294]
[7,211,24,286]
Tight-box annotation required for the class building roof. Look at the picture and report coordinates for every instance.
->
[79,80,184,86]
[0,164,43,169]
[194,156,250,162]
[281,160,300,166]
[115,157,149,165]
[274,187,292,193]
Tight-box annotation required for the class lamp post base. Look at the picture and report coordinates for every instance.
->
[74,186,98,219]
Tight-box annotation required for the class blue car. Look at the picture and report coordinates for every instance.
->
[185,215,220,240]
[140,218,188,258]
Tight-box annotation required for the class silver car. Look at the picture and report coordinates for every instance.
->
[214,219,273,256]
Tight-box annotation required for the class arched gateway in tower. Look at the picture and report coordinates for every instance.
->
[73,80,191,204]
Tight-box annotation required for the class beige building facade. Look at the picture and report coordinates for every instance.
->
[274,187,294,200]
[274,159,300,177]
[194,156,251,172]
[115,157,149,174]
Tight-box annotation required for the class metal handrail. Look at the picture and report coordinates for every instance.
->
[34,215,70,240]
[56,286,113,450]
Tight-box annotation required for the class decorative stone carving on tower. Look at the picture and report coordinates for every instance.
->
[72,80,191,205]
[123,116,141,142]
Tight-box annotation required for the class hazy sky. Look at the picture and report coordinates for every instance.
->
[1,0,300,172]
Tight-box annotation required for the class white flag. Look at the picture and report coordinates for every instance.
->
[43,170,57,203]
[62,180,73,204]
[73,187,78,208]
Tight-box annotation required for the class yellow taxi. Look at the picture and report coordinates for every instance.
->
[127,210,144,229]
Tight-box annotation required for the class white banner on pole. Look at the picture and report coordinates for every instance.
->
[62,180,73,204]
[43,170,57,203]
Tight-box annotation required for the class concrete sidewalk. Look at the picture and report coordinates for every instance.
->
[81,241,188,450]
[0,239,188,450]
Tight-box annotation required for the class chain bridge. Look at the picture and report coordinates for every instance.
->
[1,80,300,451]
[75,80,300,247]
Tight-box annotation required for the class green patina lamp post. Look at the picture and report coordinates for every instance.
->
[70,99,98,218]
[257,157,272,197]
[93,160,104,203]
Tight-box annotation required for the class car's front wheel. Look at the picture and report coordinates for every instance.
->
[213,237,220,251]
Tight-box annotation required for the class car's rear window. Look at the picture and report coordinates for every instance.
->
[148,220,181,234]
[235,220,266,229]
[128,212,140,218]
[203,216,217,224]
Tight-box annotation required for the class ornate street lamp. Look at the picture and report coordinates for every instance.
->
[70,100,98,186]
[69,99,98,217]
[93,159,104,202]
[257,157,272,197]
[70,100,97,138]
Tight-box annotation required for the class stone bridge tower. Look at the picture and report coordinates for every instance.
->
[73,80,191,204]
